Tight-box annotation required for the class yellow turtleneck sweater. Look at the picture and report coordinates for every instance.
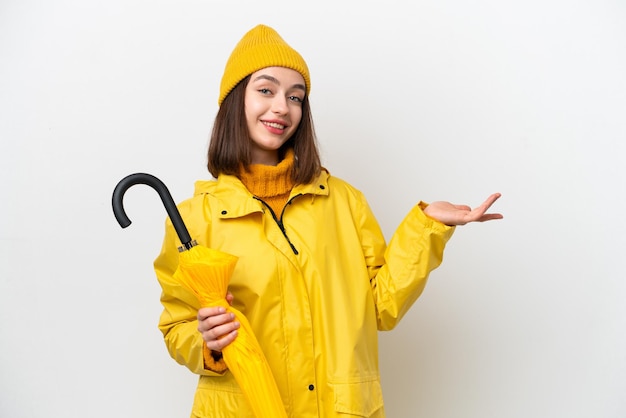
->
[238,150,295,216]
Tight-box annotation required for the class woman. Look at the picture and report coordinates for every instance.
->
[154,24,502,418]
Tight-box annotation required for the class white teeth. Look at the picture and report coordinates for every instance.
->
[264,122,285,129]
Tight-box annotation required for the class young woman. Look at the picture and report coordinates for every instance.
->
[154,24,502,418]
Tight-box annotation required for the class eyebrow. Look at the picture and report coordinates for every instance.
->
[252,74,306,92]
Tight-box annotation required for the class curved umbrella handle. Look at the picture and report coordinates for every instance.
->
[112,173,194,249]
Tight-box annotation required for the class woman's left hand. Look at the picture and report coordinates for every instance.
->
[423,192,503,226]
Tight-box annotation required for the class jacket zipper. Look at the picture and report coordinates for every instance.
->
[254,194,302,255]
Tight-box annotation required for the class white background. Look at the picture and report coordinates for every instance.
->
[1,1,625,417]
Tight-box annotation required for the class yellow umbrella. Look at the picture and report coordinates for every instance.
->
[112,173,288,418]
[174,243,288,418]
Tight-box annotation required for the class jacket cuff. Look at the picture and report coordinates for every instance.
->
[202,343,228,374]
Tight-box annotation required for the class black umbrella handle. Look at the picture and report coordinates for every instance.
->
[112,173,195,250]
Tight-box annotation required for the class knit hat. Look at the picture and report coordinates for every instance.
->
[218,24,310,106]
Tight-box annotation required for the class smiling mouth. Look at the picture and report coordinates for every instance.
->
[263,121,286,129]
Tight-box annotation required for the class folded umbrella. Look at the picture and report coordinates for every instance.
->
[112,173,288,418]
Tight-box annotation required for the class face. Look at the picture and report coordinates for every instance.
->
[244,66,306,165]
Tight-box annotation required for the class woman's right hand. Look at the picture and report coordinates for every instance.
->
[197,293,240,352]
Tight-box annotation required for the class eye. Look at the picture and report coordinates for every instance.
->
[288,95,303,103]
[258,88,272,95]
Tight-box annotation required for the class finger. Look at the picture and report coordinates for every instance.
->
[469,193,502,216]
[225,292,234,305]
[481,192,502,210]
[207,329,239,351]
[477,213,504,222]
[203,321,240,346]
[199,309,236,330]
[479,193,503,220]
[198,306,227,321]
[198,311,235,333]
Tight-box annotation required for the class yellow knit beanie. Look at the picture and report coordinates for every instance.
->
[218,24,310,106]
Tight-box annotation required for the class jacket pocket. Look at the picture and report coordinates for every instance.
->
[332,378,384,417]
[191,377,255,418]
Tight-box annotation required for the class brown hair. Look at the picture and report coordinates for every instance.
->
[207,75,322,185]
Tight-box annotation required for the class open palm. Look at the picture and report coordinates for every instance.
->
[423,193,503,226]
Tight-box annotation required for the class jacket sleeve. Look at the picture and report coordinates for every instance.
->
[153,215,227,376]
[363,199,455,331]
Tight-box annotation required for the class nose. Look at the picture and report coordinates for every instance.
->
[271,95,289,115]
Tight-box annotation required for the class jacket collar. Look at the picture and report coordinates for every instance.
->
[292,168,330,198]
[193,169,330,219]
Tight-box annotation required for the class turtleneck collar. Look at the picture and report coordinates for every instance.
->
[239,148,295,201]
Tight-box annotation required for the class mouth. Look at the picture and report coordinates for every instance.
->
[262,121,287,130]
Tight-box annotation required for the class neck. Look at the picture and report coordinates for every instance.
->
[250,149,280,166]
